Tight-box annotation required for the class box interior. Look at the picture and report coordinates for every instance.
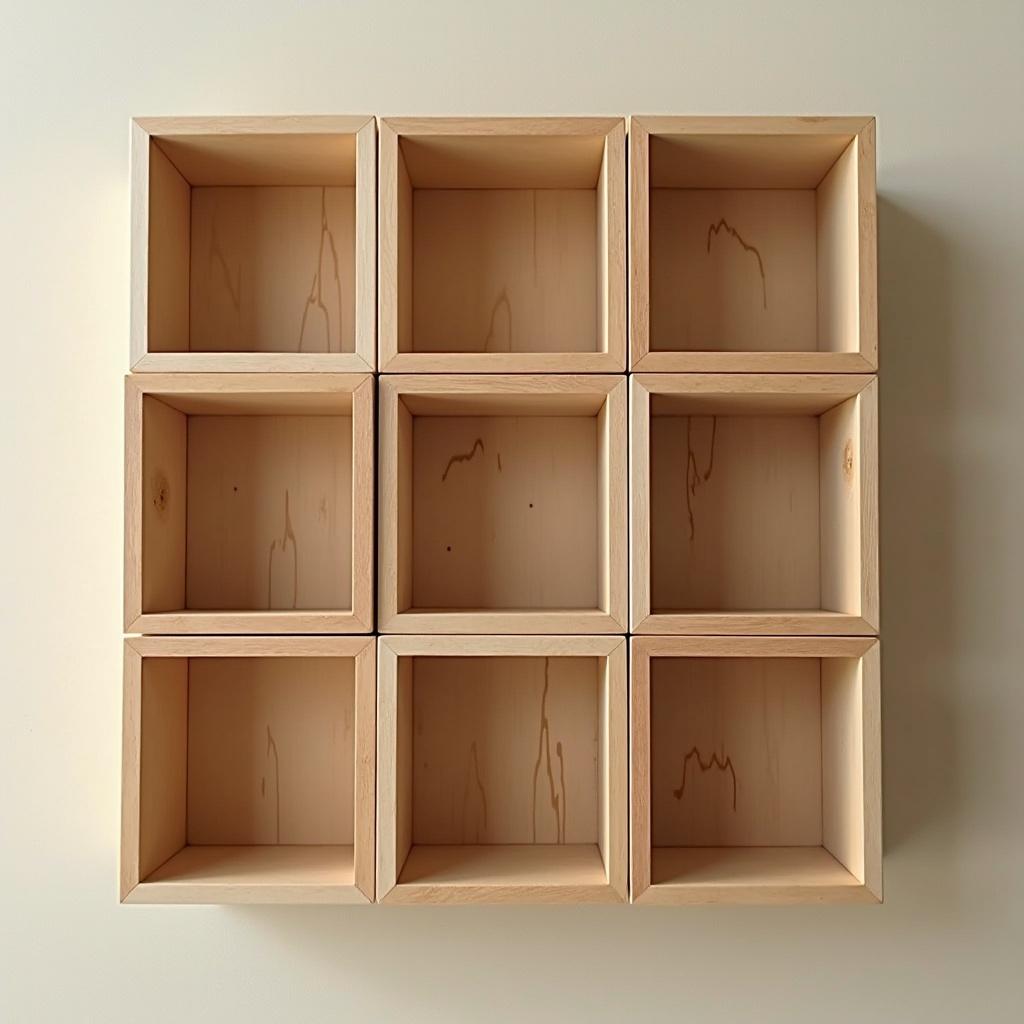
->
[649,655,866,888]
[647,131,860,354]
[147,132,358,354]
[140,391,354,615]
[137,656,356,888]
[649,389,863,616]
[394,132,614,355]
[395,390,612,614]
[392,655,613,888]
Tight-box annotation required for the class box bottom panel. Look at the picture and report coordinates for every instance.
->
[645,846,874,905]
[129,844,360,903]
[388,844,619,904]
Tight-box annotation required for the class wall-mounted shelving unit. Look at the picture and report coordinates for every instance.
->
[121,113,881,906]
[124,373,374,634]
[379,117,626,373]
[120,636,376,904]
[630,116,876,373]
[630,636,881,904]
[377,635,627,903]
[131,116,376,373]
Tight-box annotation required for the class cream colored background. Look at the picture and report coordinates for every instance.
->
[1,1,1021,1020]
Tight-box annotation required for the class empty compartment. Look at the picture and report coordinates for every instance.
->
[632,637,881,904]
[131,116,375,370]
[379,118,626,372]
[125,374,374,634]
[379,376,627,633]
[632,374,878,635]
[377,637,627,903]
[631,117,876,371]
[121,637,375,903]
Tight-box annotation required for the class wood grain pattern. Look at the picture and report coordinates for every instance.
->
[650,657,823,846]
[412,189,597,354]
[185,415,353,612]
[186,657,355,845]
[411,416,598,610]
[411,656,599,844]
[189,186,356,354]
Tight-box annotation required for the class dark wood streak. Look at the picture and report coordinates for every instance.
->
[673,745,737,811]
[706,218,767,310]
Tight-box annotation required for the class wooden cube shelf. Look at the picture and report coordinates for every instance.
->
[631,374,878,635]
[377,636,627,903]
[630,116,877,373]
[125,373,374,634]
[120,636,375,904]
[379,118,626,373]
[131,116,376,372]
[379,375,627,634]
[631,636,881,904]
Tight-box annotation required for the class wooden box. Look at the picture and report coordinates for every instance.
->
[631,636,881,904]
[379,118,626,373]
[125,373,374,634]
[131,116,376,372]
[377,636,627,903]
[121,636,375,904]
[630,117,877,373]
[631,374,878,635]
[379,375,628,634]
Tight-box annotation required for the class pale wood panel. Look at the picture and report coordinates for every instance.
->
[820,395,861,615]
[389,844,619,904]
[629,638,653,901]
[120,645,143,899]
[411,656,599,845]
[650,657,822,846]
[349,377,376,632]
[396,656,414,876]
[650,414,821,612]
[353,642,376,901]
[633,350,875,373]
[856,122,879,370]
[189,186,355,354]
[187,657,354,845]
[642,116,867,188]
[650,189,817,353]
[411,189,598,354]
[629,119,651,370]
[600,642,629,899]
[381,635,624,658]
[411,416,599,610]
[144,114,368,186]
[816,140,859,354]
[133,845,362,904]
[131,635,374,659]
[638,371,869,409]
[375,640,401,898]
[397,143,414,354]
[139,658,187,879]
[644,846,871,905]
[862,642,883,899]
[859,380,881,630]
[141,397,186,614]
[146,140,191,354]
[634,612,876,636]
[185,415,353,612]
[822,657,864,881]
[353,119,377,370]
[390,116,618,188]
[381,610,624,635]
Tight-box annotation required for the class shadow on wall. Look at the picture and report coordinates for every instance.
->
[877,194,961,902]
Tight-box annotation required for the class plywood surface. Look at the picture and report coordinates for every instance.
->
[650,414,821,612]
[650,657,822,846]
[186,657,355,845]
[189,186,356,354]
[185,415,353,612]
[411,189,598,354]
[411,415,599,610]
[650,189,817,352]
[411,656,599,844]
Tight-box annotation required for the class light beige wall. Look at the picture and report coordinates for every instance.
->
[1,0,1021,1020]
